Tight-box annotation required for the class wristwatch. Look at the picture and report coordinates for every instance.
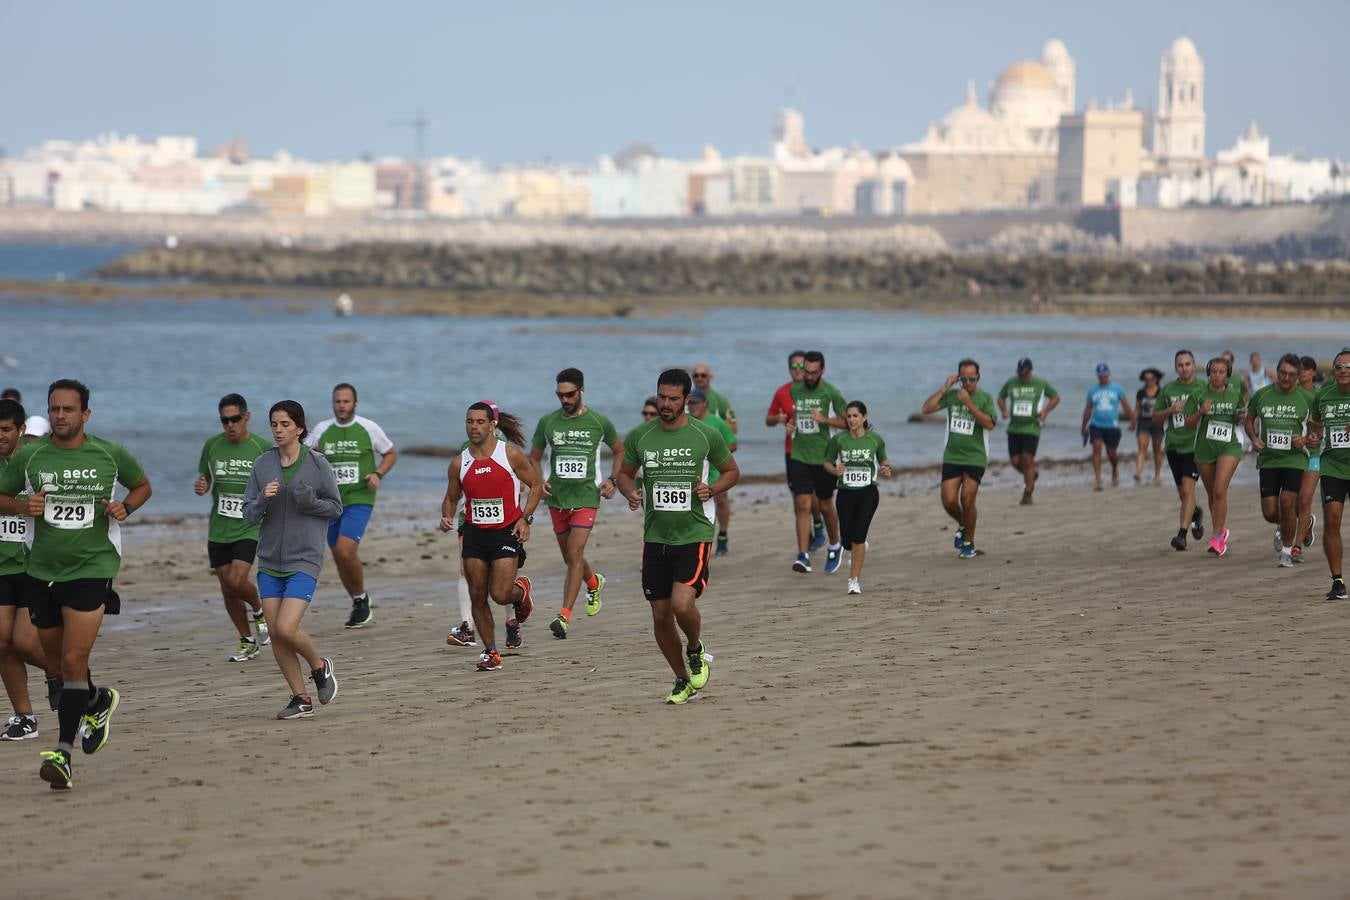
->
[524,514,534,524]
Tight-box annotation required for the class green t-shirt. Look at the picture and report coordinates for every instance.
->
[824,430,888,489]
[623,417,730,546]
[938,388,996,467]
[1300,387,1321,461]
[998,376,1058,436]
[0,434,145,582]
[198,431,272,544]
[531,408,619,510]
[788,380,847,464]
[700,413,736,480]
[1247,385,1311,471]
[703,387,735,426]
[1313,381,1350,480]
[281,447,308,485]
[1186,383,1244,463]
[0,454,29,576]
[1157,378,1206,451]
[306,415,393,508]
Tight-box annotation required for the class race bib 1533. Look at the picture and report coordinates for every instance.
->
[470,497,505,524]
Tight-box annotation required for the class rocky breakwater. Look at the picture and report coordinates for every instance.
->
[96,243,1350,300]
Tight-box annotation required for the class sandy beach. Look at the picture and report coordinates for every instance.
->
[3,471,1348,899]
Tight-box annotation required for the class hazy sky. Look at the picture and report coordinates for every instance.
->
[3,1,1346,164]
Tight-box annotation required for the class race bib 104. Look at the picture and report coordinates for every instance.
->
[1012,400,1034,418]
[651,482,692,512]
[44,497,95,530]
[842,467,872,487]
[0,515,26,543]
[554,456,588,480]
[1264,431,1292,451]
[216,493,245,519]
[949,416,975,436]
[470,497,505,524]
[333,463,361,486]
[1206,421,1234,443]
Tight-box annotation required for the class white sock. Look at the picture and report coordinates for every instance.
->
[829,542,842,552]
[1282,545,1293,554]
[457,576,472,624]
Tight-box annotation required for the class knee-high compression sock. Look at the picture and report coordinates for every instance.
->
[457,576,472,625]
[57,681,90,753]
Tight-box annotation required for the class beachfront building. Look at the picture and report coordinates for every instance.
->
[1152,36,1206,173]
[590,146,690,218]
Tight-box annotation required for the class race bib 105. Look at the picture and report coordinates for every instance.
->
[0,515,26,543]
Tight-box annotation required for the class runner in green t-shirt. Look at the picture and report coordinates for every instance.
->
[996,357,1060,505]
[1153,350,1208,551]
[688,389,737,558]
[1293,356,1324,557]
[1182,358,1245,557]
[617,368,738,705]
[787,351,847,574]
[692,363,737,434]
[529,368,623,640]
[1310,348,1350,599]
[0,397,54,743]
[0,379,152,791]
[195,393,272,661]
[921,359,997,560]
[822,400,891,595]
[305,383,397,629]
[1245,355,1312,566]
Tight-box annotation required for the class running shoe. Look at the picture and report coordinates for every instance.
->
[277,695,314,719]
[958,542,977,560]
[1328,578,1348,601]
[585,573,605,616]
[1191,508,1205,540]
[664,678,697,705]
[1020,491,1033,506]
[847,577,861,595]
[1305,513,1317,548]
[476,649,503,671]
[810,522,827,551]
[715,537,729,557]
[792,553,811,573]
[80,687,119,755]
[512,576,534,623]
[228,638,261,662]
[446,621,477,647]
[345,598,374,629]
[505,619,522,650]
[253,611,271,646]
[549,614,570,639]
[823,546,843,575]
[1291,546,1304,563]
[1206,529,1230,558]
[39,749,72,790]
[687,644,710,691]
[1171,530,1187,551]
[1278,551,1294,568]
[1273,528,1282,553]
[312,657,337,705]
[953,527,965,550]
[46,676,61,712]
[1,714,38,741]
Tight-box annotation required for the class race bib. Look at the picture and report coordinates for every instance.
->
[216,493,245,519]
[949,416,975,436]
[0,515,26,543]
[1206,421,1233,443]
[842,467,872,487]
[554,456,588,480]
[1329,426,1350,450]
[1172,412,1186,429]
[470,497,505,525]
[1265,431,1292,451]
[651,482,692,512]
[1012,400,1033,418]
[333,463,361,486]
[796,416,819,434]
[44,497,95,530]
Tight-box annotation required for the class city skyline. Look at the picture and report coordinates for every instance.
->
[2,1,1347,165]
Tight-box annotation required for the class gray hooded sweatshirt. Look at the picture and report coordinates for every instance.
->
[242,447,342,579]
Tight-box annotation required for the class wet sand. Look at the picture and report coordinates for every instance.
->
[3,476,1348,899]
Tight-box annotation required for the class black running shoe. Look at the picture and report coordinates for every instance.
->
[1328,579,1348,601]
[1,714,38,741]
[80,687,120,755]
[1171,530,1187,551]
[345,598,373,629]
[277,695,314,720]
[505,618,522,650]
[1191,508,1205,540]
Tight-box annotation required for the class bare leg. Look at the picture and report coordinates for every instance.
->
[940,478,963,527]
[1091,439,1104,488]
[1210,455,1239,533]
[819,497,840,545]
[556,528,594,614]
[463,558,495,647]
[849,543,866,579]
[264,596,321,697]
[1324,501,1344,578]
[959,476,980,542]
[331,536,365,597]
[793,493,813,553]
[0,606,36,715]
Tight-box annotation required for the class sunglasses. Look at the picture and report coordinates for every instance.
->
[789,363,806,370]
[556,389,580,400]
[1335,363,1350,372]
[693,373,710,379]
[220,414,244,425]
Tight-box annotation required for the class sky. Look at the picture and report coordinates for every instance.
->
[2,0,1346,165]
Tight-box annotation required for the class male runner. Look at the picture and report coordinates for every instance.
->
[921,359,997,559]
[1245,355,1312,567]
[306,383,397,628]
[787,351,847,574]
[1154,349,1208,550]
[617,368,738,704]
[766,350,826,550]
[1245,352,1274,397]
[1082,363,1134,490]
[529,368,622,640]
[1,388,50,440]
[1292,355,1322,558]
[439,403,542,671]
[0,399,54,741]
[687,389,737,555]
[0,379,152,790]
[1310,349,1350,600]
[195,393,272,660]
[997,357,1060,505]
[692,363,737,434]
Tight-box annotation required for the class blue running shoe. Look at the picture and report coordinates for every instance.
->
[792,553,811,573]
[953,528,965,550]
[959,542,977,560]
[810,522,827,551]
[823,546,842,575]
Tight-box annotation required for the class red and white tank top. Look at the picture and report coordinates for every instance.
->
[459,439,522,529]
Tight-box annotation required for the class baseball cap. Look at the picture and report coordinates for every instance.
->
[1017,358,1033,374]
[688,389,708,403]
[1095,363,1110,375]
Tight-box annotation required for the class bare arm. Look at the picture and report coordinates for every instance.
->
[507,444,544,542]
[617,459,641,509]
[921,375,960,415]
[700,454,740,501]
[439,455,462,532]
[600,438,625,500]
[104,475,152,521]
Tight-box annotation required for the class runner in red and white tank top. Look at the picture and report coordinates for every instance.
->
[459,439,522,529]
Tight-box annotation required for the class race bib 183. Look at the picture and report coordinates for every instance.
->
[651,482,692,512]
[470,497,505,524]
[554,457,588,480]
[796,416,819,435]
[333,463,360,486]
[44,497,95,530]
[216,493,245,519]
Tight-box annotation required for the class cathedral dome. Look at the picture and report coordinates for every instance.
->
[996,60,1057,89]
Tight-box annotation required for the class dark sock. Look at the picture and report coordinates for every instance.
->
[485,643,496,652]
[58,681,90,747]
[1177,528,1186,537]
[717,531,727,540]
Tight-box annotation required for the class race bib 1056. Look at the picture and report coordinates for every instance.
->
[842,467,872,487]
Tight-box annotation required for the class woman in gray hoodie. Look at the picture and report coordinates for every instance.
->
[243,400,343,720]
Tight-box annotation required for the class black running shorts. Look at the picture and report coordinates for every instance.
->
[1258,467,1302,499]
[208,539,258,569]
[941,463,985,484]
[1007,432,1039,458]
[1321,475,1350,506]
[641,541,710,601]
[28,578,120,630]
[459,521,527,567]
[1166,449,1199,485]
[0,571,37,608]
[1089,425,1122,450]
[787,458,835,500]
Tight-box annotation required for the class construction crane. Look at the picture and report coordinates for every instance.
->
[389,109,433,211]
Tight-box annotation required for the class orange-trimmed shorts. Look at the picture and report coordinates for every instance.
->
[549,506,598,535]
[641,541,710,601]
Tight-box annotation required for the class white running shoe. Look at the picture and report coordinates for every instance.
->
[847,577,861,595]
[1278,551,1294,568]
